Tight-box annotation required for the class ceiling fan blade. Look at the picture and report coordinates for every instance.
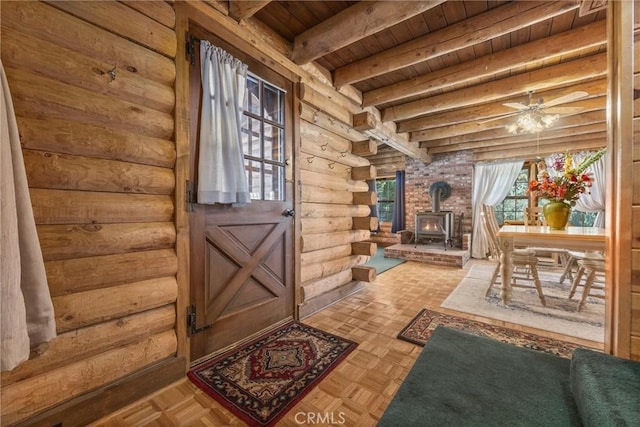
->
[502,102,529,110]
[543,106,584,114]
[479,112,519,124]
[542,91,589,108]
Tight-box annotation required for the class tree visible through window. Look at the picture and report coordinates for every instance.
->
[494,167,529,226]
[494,163,597,227]
[376,178,395,222]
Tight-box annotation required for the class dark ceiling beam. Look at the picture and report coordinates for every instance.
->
[291,1,444,65]
[333,1,579,88]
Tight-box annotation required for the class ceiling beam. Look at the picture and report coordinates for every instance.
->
[291,1,444,65]
[383,53,607,122]
[415,110,606,144]
[333,1,578,88]
[472,137,606,162]
[228,1,271,22]
[362,19,605,108]
[399,84,606,134]
[428,123,607,154]
[353,112,431,163]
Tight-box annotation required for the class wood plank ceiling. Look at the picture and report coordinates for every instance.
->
[235,0,610,162]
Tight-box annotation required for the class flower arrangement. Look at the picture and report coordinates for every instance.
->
[527,147,606,206]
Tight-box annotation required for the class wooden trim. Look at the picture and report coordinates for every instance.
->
[15,357,185,427]
[174,3,191,371]
[607,0,634,358]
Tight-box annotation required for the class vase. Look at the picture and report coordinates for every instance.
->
[543,201,571,230]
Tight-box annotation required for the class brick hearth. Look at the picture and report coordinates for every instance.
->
[384,243,470,268]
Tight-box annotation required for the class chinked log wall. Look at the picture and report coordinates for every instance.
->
[0,1,183,424]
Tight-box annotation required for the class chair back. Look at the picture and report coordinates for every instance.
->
[481,204,501,259]
[523,206,546,226]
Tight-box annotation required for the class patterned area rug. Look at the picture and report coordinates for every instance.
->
[440,262,605,343]
[188,321,357,426]
[398,308,581,358]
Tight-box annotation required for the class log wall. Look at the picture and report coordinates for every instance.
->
[0,1,182,424]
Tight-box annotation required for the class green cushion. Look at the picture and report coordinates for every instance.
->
[570,348,640,427]
[379,326,581,426]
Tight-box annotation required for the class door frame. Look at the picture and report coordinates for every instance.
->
[174,3,302,367]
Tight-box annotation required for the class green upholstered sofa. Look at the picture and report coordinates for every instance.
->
[379,327,640,427]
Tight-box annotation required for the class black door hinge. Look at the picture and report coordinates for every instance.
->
[185,31,196,65]
[187,304,212,336]
[186,180,196,212]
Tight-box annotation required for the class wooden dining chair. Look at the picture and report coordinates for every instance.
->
[568,253,605,311]
[481,205,546,306]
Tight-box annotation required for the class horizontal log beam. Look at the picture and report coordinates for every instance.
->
[53,277,178,332]
[1,306,175,385]
[37,222,176,261]
[334,1,578,87]
[45,249,178,296]
[30,189,174,224]
[351,139,378,156]
[292,1,443,64]
[301,255,368,283]
[473,137,606,162]
[363,19,605,107]
[352,217,378,231]
[301,217,353,235]
[1,331,177,425]
[352,266,376,282]
[300,270,353,301]
[300,245,352,265]
[17,116,176,168]
[352,242,377,256]
[300,169,369,192]
[301,230,370,252]
[383,53,607,122]
[400,80,607,134]
[300,203,370,219]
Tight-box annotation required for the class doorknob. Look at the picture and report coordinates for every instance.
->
[283,209,295,217]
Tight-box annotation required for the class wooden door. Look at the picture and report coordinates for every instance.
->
[188,30,295,361]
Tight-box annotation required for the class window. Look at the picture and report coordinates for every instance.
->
[494,167,530,226]
[242,74,286,201]
[376,178,396,222]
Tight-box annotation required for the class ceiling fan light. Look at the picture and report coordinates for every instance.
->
[506,112,560,135]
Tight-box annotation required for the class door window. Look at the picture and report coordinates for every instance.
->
[242,74,286,201]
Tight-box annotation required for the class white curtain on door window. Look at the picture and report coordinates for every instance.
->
[197,41,250,205]
[1,60,56,371]
[471,159,524,259]
[545,151,606,227]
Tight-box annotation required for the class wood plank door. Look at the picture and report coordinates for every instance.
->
[188,29,295,361]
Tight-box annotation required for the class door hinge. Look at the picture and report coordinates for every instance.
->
[186,180,196,212]
[187,304,212,336]
[185,31,196,65]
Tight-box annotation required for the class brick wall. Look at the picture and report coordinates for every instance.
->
[405,151,473,247]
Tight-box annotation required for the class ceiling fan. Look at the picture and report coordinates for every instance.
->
[498,90,589,134]
[503,90,588,115]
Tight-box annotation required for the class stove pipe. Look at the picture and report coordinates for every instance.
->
[428,181,451,213]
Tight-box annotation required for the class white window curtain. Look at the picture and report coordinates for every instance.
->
[471,159,524,259]
[197,41,250,205]
[545,151,606,227]
[1,60,56,371]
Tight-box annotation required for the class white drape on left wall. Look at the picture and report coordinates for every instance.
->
[197,41,250,205]
[1,60,56,371]
[471,159,524,259]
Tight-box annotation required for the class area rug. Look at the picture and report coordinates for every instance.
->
[440,262,605,343]
[398,308,581,358]
[364,246,405,274]
[187,321,357,427]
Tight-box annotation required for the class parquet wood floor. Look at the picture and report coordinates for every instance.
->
[91,260,602,426]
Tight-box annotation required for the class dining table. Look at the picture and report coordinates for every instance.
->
[496,225,606,305]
